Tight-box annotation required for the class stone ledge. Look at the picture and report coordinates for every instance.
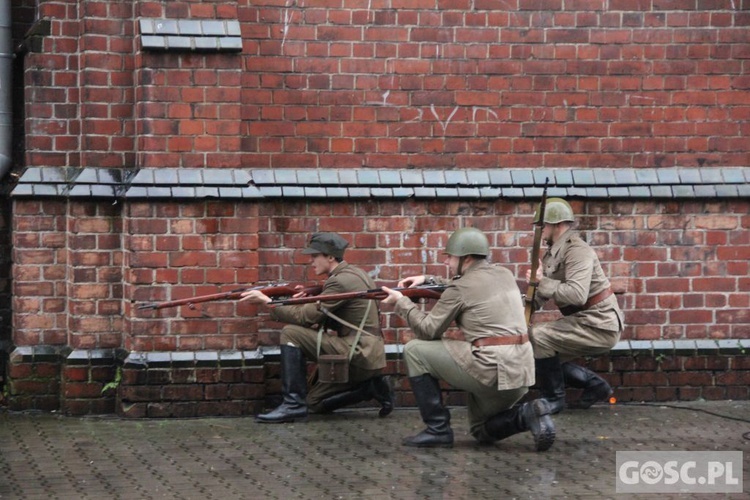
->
[610,339,750,357]
[9,345,71,363]
[8,340,750,367]
[123,350,266,369]
[66,348,124,366]
[11,167,750,200]
[139,19,242,52]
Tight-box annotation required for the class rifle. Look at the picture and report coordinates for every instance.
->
[268,284,447,308]
[137,283,323,311]
[524,179,549,326]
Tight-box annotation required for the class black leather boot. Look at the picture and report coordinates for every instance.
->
[256,345,308,423]
[483,399,556,452]
[483,407,524,442]
[370,375,395,417]
[519,399,556,452]
[563,362,612,409]
[402,374,453,448]
[319,381,372,414]
[319,375,395,417]
[535,356,566,414]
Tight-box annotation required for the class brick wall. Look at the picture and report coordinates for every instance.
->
[117,198,750,348]
[118,351,265,418]
[18,1,750,171]
[7,195,750,414]
[5,1,750,414]
[12,200,69,348]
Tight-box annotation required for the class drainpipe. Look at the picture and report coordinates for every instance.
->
[0,0,12,180]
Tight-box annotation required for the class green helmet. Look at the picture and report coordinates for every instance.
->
[534,198,575,224]
[445,227,489,257]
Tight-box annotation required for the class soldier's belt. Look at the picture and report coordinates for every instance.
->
[472,333,529,348]
[559,287,613,317]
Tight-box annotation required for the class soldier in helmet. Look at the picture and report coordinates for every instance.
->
[527,198,624,414]
[241,232,394,423]
[381,227,555,451]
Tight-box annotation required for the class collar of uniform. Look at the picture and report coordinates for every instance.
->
[328,260,349,278]
[548,228,576,258]
[457,258,491,279]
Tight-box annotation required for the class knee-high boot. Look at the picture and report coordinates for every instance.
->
[256,345,308,423]
[402,374,453,448]
[535,356,566,414]
[319,383,371,414]
[483,399,556,452]
[319,375,395,417]
[370,375,395,417]
[562,362,612,409]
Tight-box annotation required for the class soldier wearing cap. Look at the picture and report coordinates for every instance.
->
[381,227,555,451]
[241,232,393,423]
[527,198,624,414]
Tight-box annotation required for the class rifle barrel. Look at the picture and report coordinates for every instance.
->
[137,288,249,310]
[269,284,446,307]
[138,283,322,311]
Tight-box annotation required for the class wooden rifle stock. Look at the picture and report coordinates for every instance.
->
[138,283,323,311]
[524,179,549,326]
[268,284,446,307]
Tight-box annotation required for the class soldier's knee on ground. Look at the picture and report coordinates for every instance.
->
[306,393,324,413]
[470,424,494,445]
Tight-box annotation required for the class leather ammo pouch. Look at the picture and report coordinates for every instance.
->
[317,353,349,383]
[315,301,372,384]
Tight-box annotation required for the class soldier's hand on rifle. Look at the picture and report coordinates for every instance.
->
[397,275,425,288]
[525,260,543,283]
[239,290,272,305]
[292,285,311,298]
[380,286,403,305]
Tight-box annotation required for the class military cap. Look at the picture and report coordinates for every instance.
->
[301,232,349,259]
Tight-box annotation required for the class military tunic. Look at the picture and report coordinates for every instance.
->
[393,260,535,438]
[531,228,624,359]
[270,261,386,409]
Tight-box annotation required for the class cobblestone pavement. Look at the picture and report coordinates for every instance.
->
[1,401,748,499]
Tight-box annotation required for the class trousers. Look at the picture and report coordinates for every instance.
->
[403,339,526,440]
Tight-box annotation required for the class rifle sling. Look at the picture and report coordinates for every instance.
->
[316,300,374,362]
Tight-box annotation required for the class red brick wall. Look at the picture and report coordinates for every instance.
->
[7,2,750,414]
[12,200,123,349]
[12,197,749,352]
[118,357,266,418]
[12,200,68,347]
[125,201,262,351]
[7,196,750,414]
[19,1,750,171]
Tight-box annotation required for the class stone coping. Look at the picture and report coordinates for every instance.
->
[139,19,242,52]
[7,340,750,366]
[11,167,750,200]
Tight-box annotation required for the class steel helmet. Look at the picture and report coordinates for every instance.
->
[534,198,575,224]
[444,227,490,257]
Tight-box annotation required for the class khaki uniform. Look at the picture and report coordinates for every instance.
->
[532,228,624,359]
[394,260,534,438]
[270,261,385,410]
